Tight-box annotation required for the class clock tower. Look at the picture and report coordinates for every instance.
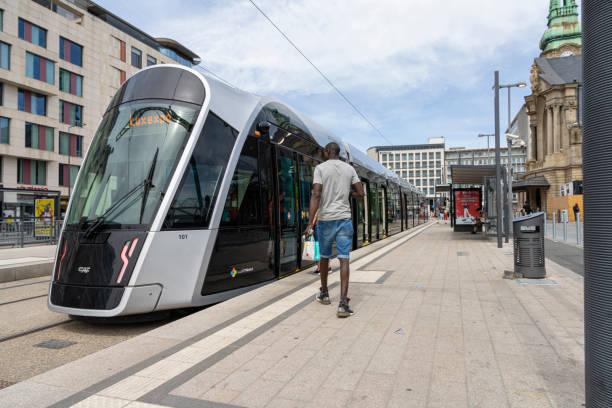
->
[539,0,582,58]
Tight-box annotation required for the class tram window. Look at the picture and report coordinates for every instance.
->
[221,136,261,226]
[299,158,315,226]
[163,112,237,229]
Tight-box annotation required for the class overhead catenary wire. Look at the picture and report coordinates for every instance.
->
[247,0,394,146]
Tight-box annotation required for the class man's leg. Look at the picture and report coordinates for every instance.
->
[319,257,330,290]
[339,258,350,298]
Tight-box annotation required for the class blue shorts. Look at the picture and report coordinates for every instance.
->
[316,218,354,259]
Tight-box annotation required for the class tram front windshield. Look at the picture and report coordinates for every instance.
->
[66,99,199,229]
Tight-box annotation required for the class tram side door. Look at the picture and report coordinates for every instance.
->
[276,147,299,277]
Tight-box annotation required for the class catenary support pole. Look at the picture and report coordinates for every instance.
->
[584,1,612,406]
[577,213,581,245]
[494,71,502,248]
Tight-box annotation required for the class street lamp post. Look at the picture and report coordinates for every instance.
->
[478,133,495,162]
[497,81,526,243]
[493,71,502,248]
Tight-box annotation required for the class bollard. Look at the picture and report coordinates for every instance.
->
[563,218,568,241]
[552,212,557,240]
[577,213,582,245]
[19,222,24,248]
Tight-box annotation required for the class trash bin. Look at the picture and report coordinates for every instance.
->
[513,212,546,278]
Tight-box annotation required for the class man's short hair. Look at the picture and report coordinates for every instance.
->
[325,142,340,156]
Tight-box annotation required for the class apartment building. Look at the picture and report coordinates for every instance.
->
[0,0,200,218]
[367,137,445,199]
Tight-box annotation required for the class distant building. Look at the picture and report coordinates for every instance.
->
[0,0,200,218]
[518,0,583,215]
[367,137,445,200]
[444,145,527,204]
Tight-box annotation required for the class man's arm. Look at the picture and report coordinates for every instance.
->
[351,182,365,199]
[306,184,322,235]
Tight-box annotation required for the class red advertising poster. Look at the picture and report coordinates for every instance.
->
[454,189,481,225]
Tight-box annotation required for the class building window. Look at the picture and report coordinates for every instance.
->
[409,153,413,160]
[409,162,414,169]
[119,39,126,62]
[18,89,46,115]
[402,171,407,178]
[17,158,46,185]
[131,47,142,68]
[0,9,3,31]
[25,122,53,151]
[415,153,420,160]
[395,154,400,161]
[429,152,434,159]
[423,179,428,186]
[0,116,8,144]
[402,153,406,160]
[409,171,414,177]
[59,163,79,187]
[59,101,83,126]
[416,179,420,186]
[147,55,156,66]
[416,170,421,177]
[409,179,414,184]
[389,162,394,169]
[429,188,434,195]
[59,37,83,66]
[59,132,83,157]
[402,162,407,169]
[59,68,82,96]
[436,170,441,177]
[436,160,441,168]
[25,52,54,84]
[415,162,420,169]
[0,83,3,105]
[382,153,387,160]
[0,41,10,70]
[436,152,441,159]
[428,170,433,177]
[18,18,47,48]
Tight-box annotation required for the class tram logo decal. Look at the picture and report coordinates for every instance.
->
[77,266,91,274]
[230,266,254,278]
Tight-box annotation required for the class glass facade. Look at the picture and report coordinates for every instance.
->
[131,47,141,68]
[19,18,47,48]
[59,68,82,96]
[17,158,46,185]
[25,122,53,151]
[26,52,55,84]
[0,116,8,144]
[18,89,46,116]
[160,47,192,67]
[0,41,10,70]
[59,100,83,126]
[59,37,82,66]
[59,132,83,157]
[59,164,79,187]
[147,55,156,66]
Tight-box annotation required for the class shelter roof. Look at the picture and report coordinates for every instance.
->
[512,176,550,191]
[450,165,497,185]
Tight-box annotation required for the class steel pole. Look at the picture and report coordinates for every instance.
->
[583,3,612,404]
[494,71,502,248]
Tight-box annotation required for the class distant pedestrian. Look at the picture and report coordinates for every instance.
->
[523,201,532,215]
[306,142,365,318]
[573,203,580,221]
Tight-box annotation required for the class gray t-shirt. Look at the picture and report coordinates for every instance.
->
[313,160,360,221]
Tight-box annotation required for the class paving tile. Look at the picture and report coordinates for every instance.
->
[169,370,227,399]
[231,378,286,408]
[72,395,131,407]
[346,372,394,408]
[200,385,241,404]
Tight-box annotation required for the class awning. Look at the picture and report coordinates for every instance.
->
[435,184,451,193]
[512,176,550,191]
[450,165,497,185]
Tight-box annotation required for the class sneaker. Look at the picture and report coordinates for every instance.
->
[337,298,354,318]
[315,287,331,305]
[313,269,320,275]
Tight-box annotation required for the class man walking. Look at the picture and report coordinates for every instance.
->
[306,142,364,317]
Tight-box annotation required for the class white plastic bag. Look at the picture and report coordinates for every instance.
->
[301,235,320,262]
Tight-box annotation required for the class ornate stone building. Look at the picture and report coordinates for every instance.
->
[518,0,582,216]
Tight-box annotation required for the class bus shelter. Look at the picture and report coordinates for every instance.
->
[448,165,501,233]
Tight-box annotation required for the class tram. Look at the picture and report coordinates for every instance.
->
[48,65,428,317]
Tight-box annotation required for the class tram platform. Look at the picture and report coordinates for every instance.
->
[0,245,55,283]
[0,222,585,408]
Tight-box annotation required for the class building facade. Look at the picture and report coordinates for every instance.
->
[520,0,582,214]
[444,146,527,185]
[367,137,445,199]
[0,0,199,218]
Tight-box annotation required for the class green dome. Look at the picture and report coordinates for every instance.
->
[540,0,582,53]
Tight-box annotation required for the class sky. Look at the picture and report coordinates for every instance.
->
[96,0,580,151]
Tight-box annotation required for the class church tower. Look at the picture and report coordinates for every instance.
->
[539,0,582,58]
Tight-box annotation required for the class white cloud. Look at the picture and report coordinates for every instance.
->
[155,0,551,97]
